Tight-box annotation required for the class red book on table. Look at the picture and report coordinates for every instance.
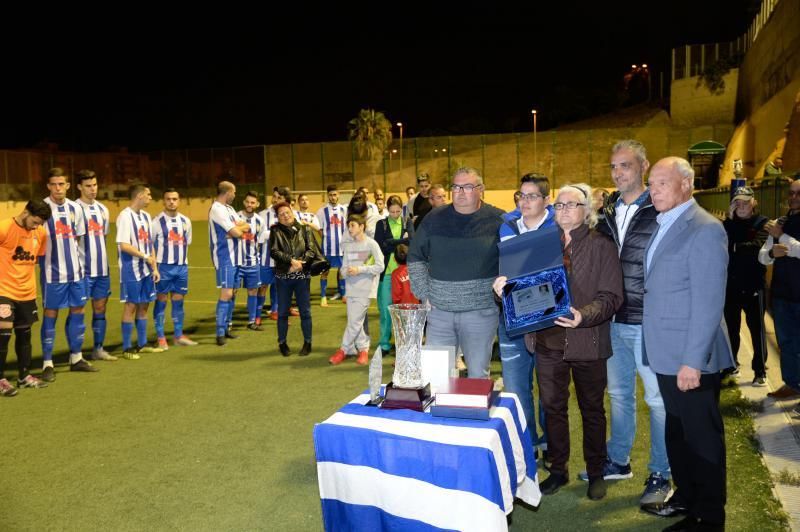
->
[435,378,494,408]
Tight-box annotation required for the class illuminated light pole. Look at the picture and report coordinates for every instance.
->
[396,122,403,177]
[531,110,538,170]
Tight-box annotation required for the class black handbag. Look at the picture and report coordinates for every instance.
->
[303,227,331,276]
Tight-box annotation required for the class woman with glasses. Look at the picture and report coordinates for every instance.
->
[496,183,622,500]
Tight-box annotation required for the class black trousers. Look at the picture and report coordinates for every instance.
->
[656,372,726,525]
[724,287,767,377]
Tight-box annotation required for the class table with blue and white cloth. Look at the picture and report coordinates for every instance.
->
[313,391,541,531]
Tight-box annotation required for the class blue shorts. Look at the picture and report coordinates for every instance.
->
[43,281,88,309]
[236,265,261,290]
[326,256,343,269]
[260,266,275,286]
[156,264,189,295]
[85,275,111,300]
[216,265,240,289]
[120,276,156,304]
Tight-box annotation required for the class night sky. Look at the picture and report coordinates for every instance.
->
[2,1,758,152]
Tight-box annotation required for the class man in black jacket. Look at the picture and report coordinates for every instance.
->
[592,140,673,513]
[723,186,768,385]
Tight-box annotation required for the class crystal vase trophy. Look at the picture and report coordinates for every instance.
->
[381,303,433,411]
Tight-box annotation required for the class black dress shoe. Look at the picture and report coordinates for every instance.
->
[540,472,568,495]
[643,497,689,518]
[279,343,291,356]
[299,342,311,356]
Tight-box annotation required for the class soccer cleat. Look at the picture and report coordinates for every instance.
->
[92,348,118,361]
[279,343,291,357]
[225,327,238,339]
[216,336,226,346]
[70,359,99,372]
[299,342,312,357]
[578,458,633,481]
[41,366,56,382]
[356,350,369,365]
[329,293,341,301]
[639,472,673,508]
[0,378,18,397]
[157,337,170,351]
[320,297,328,307]
[122,350,141,360]
[137,346,165,354]
[17,374,48,389]
[247,322,264,331]
[329,349,346,365]
[175,336,199,346]
[289,307,300,317]
[269,311,279,321]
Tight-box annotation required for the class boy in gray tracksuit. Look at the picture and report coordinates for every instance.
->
[328,214,385,366]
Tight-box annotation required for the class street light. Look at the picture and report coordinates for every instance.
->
[531,110,538,169]
[396,122,404,177]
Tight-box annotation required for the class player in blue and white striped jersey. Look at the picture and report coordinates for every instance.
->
[296,193,321,230]
[39,168,96,382]
[151,188,197,350]
[116,184,163,359]
[237,191,267,330]
[209,181,251,346]
[258,186,291,321]
[316,184,347,306]
[75,169,117,362]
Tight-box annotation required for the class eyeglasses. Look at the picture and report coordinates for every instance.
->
[553,201,585,210]
[519,193,544,202]
[451,184,482,193]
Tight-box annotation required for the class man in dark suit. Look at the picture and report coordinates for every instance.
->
[642,157,735,532]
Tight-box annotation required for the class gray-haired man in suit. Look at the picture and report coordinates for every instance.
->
[642,157,734,532]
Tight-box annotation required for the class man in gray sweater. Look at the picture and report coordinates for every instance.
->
[408,167,505,377]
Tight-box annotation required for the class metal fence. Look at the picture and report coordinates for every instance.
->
[693,175,793,220]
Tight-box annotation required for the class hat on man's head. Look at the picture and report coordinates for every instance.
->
[417,173,430,183]
[732,186,754,202]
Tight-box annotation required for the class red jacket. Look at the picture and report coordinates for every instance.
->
[391,265,419,304]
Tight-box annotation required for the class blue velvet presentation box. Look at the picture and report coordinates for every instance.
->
[498,225,573,337]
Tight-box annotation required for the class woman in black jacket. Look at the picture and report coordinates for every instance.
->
[268,202,315,357]
[373,195,409,353]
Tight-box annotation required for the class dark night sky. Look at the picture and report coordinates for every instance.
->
[2,1,758,152]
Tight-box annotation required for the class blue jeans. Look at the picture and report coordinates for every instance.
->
[276,277,312,344]
[498,319,546,447]
[772,298,800,391]
[606,322,670,477]
[426,306,497,378]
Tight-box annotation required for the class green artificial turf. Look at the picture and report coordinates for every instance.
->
[0,222,788,531]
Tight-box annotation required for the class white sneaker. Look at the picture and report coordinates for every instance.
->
[93,347,118,361]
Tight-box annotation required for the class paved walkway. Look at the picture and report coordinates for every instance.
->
[736,310,800,531]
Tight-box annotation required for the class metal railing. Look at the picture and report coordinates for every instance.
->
[694,175,793,220]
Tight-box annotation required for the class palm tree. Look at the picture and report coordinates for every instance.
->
[348,109,393,161]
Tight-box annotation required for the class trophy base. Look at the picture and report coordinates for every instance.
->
[380,382,433,412]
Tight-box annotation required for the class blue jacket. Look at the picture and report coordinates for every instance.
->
[498,205,556,241]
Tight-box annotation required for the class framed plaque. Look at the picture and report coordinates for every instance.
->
[499,226,573,337]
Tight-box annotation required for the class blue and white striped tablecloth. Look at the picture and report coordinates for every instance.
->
[314,391,541,531]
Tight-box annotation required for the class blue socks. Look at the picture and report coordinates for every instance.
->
[41,315,57,361]
[172,299,185,338]
[216,300,229,337]
[66,313,85,354]
[247,295,258,323]
[154,299,167,338]
[92,312,107,349]
[338,278,346,297]
[256,295,266,320]
[320,279,328,298]
[135,318,148,348]
[227,295,235,328]
[122,321,134,351]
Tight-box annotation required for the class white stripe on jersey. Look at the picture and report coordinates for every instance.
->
[316,203,347,257]
[116,207,153,282]
[42,197,86,283]
[296,210,318,225]
[209,201,241,270]
[152,212,192,266]
[76,199,110,278]
[237,211,265,267]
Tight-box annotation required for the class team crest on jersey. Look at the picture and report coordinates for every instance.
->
[137,227,150,244]
[87,219,104,235]
[330,214,343,226]
[0,304,11,319]
[168,229,185,244]
[55,220,74,238]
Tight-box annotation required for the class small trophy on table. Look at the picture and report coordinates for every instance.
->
[381,303,434,411]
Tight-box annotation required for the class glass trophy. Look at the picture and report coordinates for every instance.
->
[381,303,433,411]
